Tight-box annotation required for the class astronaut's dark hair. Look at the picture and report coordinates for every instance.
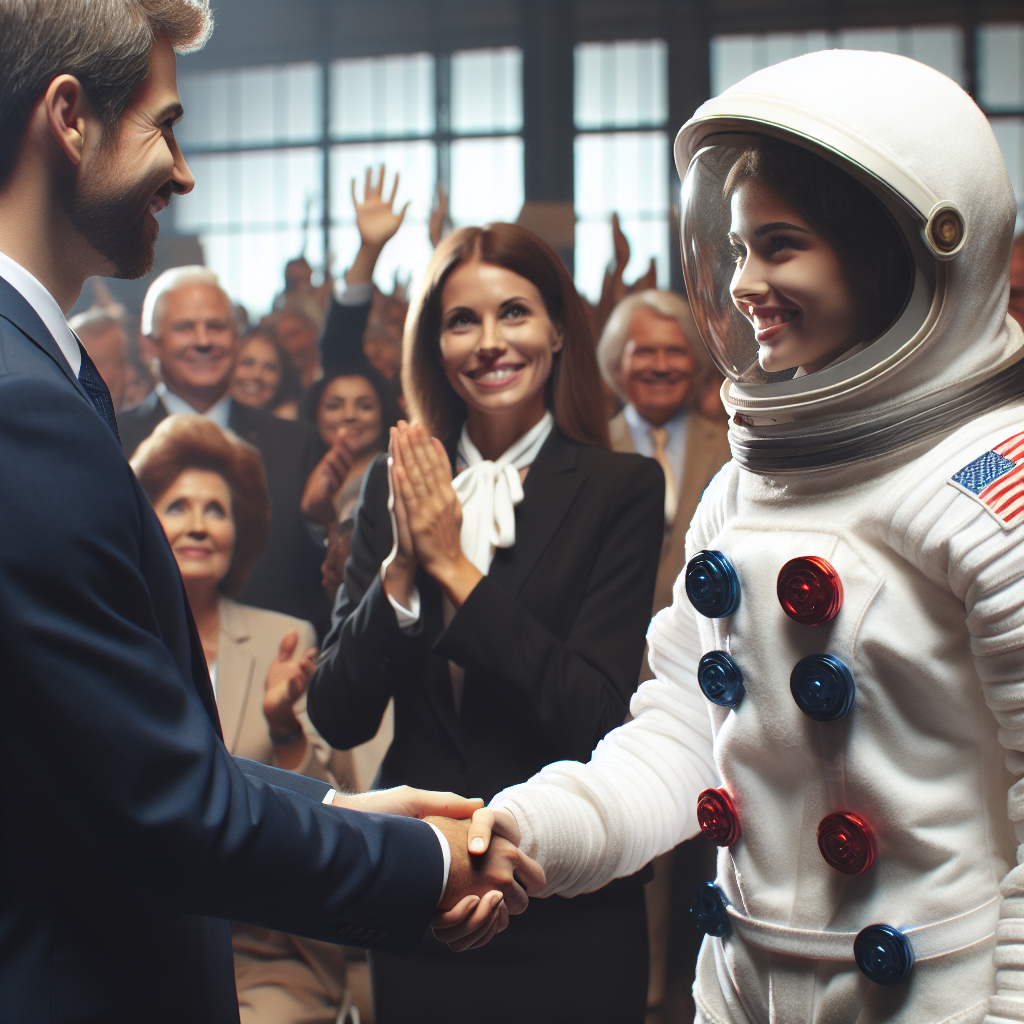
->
[0,0,212,186]
[725,136,914,341]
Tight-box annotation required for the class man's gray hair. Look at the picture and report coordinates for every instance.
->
[141,265,223,337]
[68,307,125,338]
[0,0,213,185]
[597,289,710,402]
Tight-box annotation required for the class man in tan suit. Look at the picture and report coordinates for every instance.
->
[597,289,731,1020]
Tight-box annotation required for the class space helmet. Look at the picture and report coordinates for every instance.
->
[675,50,1024,472]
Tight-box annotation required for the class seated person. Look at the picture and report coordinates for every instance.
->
[131,415,354,1024]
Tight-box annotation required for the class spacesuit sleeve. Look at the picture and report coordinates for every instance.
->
[490,597,719,898]
[905,482,1024,1023]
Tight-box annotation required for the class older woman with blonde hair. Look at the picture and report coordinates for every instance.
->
[131,416,356,1024]
[308,223,665,1023]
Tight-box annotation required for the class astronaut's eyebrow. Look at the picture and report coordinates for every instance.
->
[754,222,810,237]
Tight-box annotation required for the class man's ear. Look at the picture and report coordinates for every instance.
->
[43,75,95,167]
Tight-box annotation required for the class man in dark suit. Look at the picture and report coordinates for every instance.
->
[0,3,533,1020]
[119,266,331,635]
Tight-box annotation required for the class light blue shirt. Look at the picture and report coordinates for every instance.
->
[155,381,232,428]
[623,404,688,493]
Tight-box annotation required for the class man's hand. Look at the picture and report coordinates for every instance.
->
[427,815,545,952]
[332,787,484,821]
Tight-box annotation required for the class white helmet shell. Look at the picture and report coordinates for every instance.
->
[675,49,1024,471]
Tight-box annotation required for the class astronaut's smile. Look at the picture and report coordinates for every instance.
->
[750,305,799,342]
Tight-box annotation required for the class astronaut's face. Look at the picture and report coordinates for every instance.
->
[729,180,862,375]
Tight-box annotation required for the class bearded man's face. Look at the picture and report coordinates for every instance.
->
[67,34,193,280]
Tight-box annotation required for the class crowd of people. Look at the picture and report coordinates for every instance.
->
[5,5,1024,1023]
[65,160,743,1023]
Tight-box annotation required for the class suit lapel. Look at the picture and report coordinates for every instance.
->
[215,600,256,753]
[486,428,584,598]
[0,276,88,399]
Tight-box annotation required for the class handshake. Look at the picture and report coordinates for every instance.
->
[332,788,544,951]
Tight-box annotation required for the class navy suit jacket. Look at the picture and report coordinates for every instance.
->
[0,276,442,1023]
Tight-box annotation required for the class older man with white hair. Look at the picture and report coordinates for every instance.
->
[119,265,332,633]
[598,289,730,613]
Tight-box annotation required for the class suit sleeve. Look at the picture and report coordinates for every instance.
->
[0,376,441,953]
[437,456,665,761]
[308,456,429,749]
[320,296,373,377]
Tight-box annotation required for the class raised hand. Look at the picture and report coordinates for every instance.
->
[429,183,449,248]
[353,164,409,250]
[300,433,354,526]
[263,630,319,770]
[390,421,482,607]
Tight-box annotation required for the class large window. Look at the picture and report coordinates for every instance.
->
[711,24,1024,231]
[573,39,670,303]
[175,49,523,317]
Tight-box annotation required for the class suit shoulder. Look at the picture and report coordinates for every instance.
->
[577,442,663,490]
[225,599,316,646]
[231,401,316,443]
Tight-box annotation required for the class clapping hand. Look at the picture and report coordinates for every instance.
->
[301,432,355,526]
[263,630,319,770]
[386,421,482,608]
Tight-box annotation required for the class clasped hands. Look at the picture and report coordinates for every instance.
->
[331,789,542,950]
[383,421,483,610]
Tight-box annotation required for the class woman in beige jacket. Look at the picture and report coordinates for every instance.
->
[132,415,355,1024]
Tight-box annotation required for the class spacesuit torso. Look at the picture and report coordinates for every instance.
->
[687,404,1024,1023]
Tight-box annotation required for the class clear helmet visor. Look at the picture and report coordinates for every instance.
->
[680,132,918,386]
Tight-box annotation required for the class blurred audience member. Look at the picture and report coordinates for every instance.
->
[231,329,303,420]
[301,365,399,603]
[131,416,354,1024]
[598,289,731,1018]
[68,307,129,411]
[308,223,664,1024]
[120,266,331,635]
[265,295,325,390]
[1010,230,1024,329]
[121,352,153,409]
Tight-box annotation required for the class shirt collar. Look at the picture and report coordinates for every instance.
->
[156,381,233,429]
[0,249,81,376]
[623,403,687,440]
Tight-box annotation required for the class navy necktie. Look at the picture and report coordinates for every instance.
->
[76,341,120,442]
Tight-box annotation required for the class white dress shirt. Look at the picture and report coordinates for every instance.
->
[0,249,81,376]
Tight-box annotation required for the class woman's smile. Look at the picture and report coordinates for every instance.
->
[749,304,800,343]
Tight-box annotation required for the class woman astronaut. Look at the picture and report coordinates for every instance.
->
[468,49,1024,1024]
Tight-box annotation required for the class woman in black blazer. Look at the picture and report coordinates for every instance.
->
[308,223,664,1024]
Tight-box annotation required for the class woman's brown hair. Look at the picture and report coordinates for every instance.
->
[130,415,271,598]
[402,223,610,448]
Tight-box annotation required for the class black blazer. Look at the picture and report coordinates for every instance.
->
[308,427,665,803]
[119,391,331,636]
[0,277,442,1023]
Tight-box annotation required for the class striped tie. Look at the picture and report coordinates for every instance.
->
[77,341,120,442]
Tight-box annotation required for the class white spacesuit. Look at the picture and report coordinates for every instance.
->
[492,50,1024,1024]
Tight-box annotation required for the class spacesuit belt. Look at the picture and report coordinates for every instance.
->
[726,896,999,961]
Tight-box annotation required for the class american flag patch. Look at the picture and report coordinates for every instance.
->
[949,431,1024,528]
